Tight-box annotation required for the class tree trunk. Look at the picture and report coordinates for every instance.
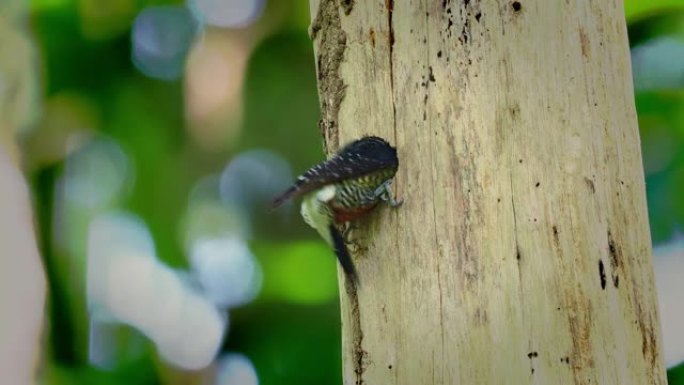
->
[308,1,666,384]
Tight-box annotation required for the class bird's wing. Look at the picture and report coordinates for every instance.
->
[272,147,396,208]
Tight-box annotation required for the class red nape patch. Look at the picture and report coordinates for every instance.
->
[333,204,379,223]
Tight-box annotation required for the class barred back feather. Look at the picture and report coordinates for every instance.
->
[271,136,398,208]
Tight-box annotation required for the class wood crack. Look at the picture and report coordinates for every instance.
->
[509,170,520,262]
[345,276,366,385]
[386,0,397,142]
[311,2,364,382]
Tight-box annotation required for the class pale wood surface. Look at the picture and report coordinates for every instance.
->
[308,0,666,384]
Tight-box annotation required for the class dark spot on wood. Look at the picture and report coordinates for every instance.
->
[460,18,470,44]
[429,67,435,82]
[579,28,590,59]
[388,365,393,369]
[497,198,501,203]
[561,356,570,364]
[475,12,482,22]
[598,259,607,290]
[584,177,595,193]
[437,50,443,58]
[519,159,523,163]
[565,291,595,379]
[531,368,535,374]
[632,299,659,370]
[369,28,376,47]
[512,1,522,11]
[516,249,521,260]
[386,0,395,49]
[535,182,540,187]
[607,230,620,288]
[474,307,488,325]
[317,56,323,80]
[527,351,538,358]
[340,0,355,15]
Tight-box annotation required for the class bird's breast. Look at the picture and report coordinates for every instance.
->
[331,202,379,223]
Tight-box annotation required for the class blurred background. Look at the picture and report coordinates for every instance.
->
[1,0,683,384]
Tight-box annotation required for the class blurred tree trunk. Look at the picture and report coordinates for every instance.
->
[308,1,666,384]
[0,2,45,385]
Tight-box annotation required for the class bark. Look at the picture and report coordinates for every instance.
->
[308,1,666,384]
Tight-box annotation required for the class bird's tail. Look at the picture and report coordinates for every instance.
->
[329,224,358,284]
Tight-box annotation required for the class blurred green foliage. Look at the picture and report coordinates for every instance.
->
[29,0,341,384]
[22,0,684,383]
[671,362,684,384]
[625,0,684,22]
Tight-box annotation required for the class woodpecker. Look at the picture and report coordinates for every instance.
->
[272,136,401,282]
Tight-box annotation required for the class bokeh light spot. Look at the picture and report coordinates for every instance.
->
[87,211,226,370]
[632,37,684,92]
[132,5,199,80]
[188,0,264,29]
[215,353,259,385]
[190,237,262,309]
[63,136,132,209]
[185,30,247,151]
[220,149,292,210]
[653,237,684,368]
[183,174,251,245]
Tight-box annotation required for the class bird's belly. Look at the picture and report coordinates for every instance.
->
[332,203,379,223]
